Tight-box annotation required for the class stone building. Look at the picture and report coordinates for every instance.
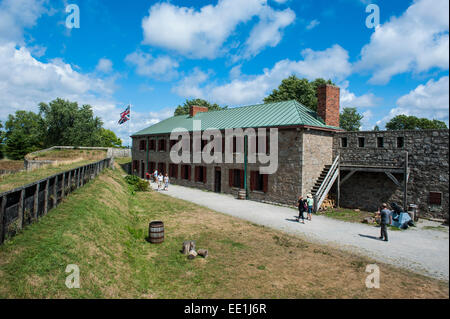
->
[332,129,449,219]
[131,84,449,220]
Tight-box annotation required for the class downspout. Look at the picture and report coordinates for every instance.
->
[146,136,149,178]
[244,135,248,199]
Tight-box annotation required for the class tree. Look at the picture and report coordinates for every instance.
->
[340,107,364,131]
[39,98,104,147]
[0,121,4,159]
[4,111,44,160]
[174,98,227,116]
[386,115,448,130]
[373,125,380,131]
[99,128,122,147]
[264,75,334,111]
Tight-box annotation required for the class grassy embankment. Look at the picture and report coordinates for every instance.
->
[0,150,107,193]
[0,163,447,298]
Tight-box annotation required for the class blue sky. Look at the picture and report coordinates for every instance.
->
[0,0,448,146]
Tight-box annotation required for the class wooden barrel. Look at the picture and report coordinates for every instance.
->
[238,189,246,200]
[149,221,164,244]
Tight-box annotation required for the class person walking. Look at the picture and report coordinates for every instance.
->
[306,194,314,221]
[378,203,392,242]
[157,173,163,191]
[164,173,169,191]
[297,196,306,224]
[153,169,158,183]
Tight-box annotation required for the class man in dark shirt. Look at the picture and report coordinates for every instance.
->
[378,203,392,242]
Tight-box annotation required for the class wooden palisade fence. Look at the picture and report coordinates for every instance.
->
[0,158,113,245]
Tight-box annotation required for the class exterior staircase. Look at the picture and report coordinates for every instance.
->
[312,155,340,212]
[311,164,332,197]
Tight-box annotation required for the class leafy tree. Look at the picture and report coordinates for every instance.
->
[386,115,448,130]
[99,128,122,147]
[174,98,227,116]
[339,107,364,131]
[4,111,44,160]
[0,121,4,159]
[264,75,334,111]
[39,98,104,147]
[373,125,380,131]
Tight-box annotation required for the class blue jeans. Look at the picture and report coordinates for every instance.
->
[308,206,313,214]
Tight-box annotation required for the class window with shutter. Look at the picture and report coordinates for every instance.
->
[429,192,442,206]
[250,171,256,191]
[203,166,207,183]
[263,174,268,193]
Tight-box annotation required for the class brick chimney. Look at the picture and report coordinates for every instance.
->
[317,84,340,127]
[189,105,209,117]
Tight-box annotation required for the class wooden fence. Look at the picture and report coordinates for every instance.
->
[0,158,113,245]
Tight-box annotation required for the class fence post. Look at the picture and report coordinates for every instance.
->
[68,171,72,193]
[53,176,58,207]
[0,196,6,244]
[33,182,40,220]
[62,173,66,199]
[18,188,25,230]
[44,179,49,215]
[76,168,80,188]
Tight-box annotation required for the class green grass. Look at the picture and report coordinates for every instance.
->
[28,149,106,160]
[114,157,131,165]
[0,165,448,299]
[318,208,374,223]
[0,159,102,193]
[422,225,448,232]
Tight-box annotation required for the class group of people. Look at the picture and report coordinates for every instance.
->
[296,194,314,224]
[148,169,170,191]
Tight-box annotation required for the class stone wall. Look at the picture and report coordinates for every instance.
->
[333,129,449,219]
[301,129,334,196]
[24,146,130,171]
[131,128,306,206]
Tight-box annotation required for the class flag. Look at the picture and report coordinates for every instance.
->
[118,105,130,125]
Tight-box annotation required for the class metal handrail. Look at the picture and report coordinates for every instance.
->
[316,155,339,199]
[314,155,339,212]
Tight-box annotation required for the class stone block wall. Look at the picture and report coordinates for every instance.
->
[131,128,305,206]
[333,129,449,219]
[301,129,334,196]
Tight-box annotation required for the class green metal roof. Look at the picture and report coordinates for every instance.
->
[132,100,341,136]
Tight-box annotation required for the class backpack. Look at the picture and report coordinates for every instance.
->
[303,200,308,210]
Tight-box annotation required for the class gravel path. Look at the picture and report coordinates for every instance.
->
[153,183,449,281]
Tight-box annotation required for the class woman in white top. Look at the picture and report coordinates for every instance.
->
[164,174,169,191]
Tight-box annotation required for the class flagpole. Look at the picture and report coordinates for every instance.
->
[128,102,131,149]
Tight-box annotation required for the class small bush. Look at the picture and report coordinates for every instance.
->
[125,175,149,192]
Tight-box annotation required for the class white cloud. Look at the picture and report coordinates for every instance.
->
[360,110,373,130]
[306,19,320,30]
[395,76,449,121]
[174,45,353,105]
[376,76,449,128]
[355,0,449,84]
[141,0,294,59]
[242,6,295,58]
[0,43,137,143]
[172,67,211,98]
[125,50,179,80]
[339,81,381,109]
[0,0,48,44]
[96,58,113,73]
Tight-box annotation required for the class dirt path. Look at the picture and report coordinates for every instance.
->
[155,183,449,281]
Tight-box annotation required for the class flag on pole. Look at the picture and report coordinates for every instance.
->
[118,105,130,125]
